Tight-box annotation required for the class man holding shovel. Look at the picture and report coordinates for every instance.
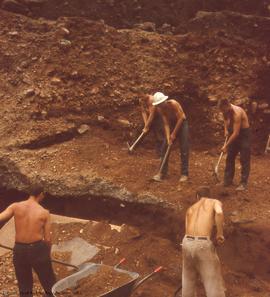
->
[0,185,56,297]
[219,98,251,191]
[152,92,189,182]
[181,186,226,297]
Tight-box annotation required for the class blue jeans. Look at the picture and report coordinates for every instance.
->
[224,128,251,185]
[160,120,189,176]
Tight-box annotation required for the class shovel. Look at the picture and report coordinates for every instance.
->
[152,143,172,181]
[213,137,228,183]
[127,131,145,153]
[0,243,78,270]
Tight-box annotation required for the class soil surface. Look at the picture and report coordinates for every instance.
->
[0,2,269,297]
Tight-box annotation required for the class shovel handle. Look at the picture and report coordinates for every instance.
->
[158,144,172,174]
[132,266,163,292]
[215,136,228,171]
[0,243,78,270]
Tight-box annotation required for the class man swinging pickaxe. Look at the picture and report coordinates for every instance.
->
[127,94,162,153]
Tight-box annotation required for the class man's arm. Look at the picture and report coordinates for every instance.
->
[214,200,225,245]
[143,106,156,133]
[222,113,241,152]
[0,204,15,223]
[44,211,52,248]
[170,102,185,143]
[141,105,148,126]
[223,118,229,137]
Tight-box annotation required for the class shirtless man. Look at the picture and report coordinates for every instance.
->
[0,186,56,297]
[219,98,251,191]
[182,186,225,297]
[152,92,189,182]
[139,94,164,156]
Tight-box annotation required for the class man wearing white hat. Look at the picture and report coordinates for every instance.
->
[152,92,189,182]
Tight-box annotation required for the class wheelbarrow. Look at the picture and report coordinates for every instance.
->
[52,259,162,297]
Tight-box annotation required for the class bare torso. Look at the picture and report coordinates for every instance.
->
[158,100,186,128]
[226,104,249,131]
[12,200,49,243]
[185,198,217,237]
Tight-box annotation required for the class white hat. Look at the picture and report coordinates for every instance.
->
[152,92,168,106]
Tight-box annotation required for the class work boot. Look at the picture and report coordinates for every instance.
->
[179,175,188,183]
[236,183,247,191]
[152,173,164,182]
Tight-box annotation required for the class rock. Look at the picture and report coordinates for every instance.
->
[59,39,72,50]
[8,31,19,36]
[158,23,174,35]
[97,115,105,122]
[77,124,90,135]
[117,118,131,128]
[90,87,99,95]
[134,22,156,32]
[23,88,35,97]
[51,77,62,85]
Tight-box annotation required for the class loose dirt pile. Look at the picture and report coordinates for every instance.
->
[58,266,133,297]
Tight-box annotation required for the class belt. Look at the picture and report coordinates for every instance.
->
[186,235,208,240]
[15,240,43,246]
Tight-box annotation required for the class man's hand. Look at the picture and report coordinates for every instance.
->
[216,235,225,245]
[170,133,176,144]
[221,145,228,153]
[143,126,149,133]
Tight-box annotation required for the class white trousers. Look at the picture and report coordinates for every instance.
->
[182,236,226,297]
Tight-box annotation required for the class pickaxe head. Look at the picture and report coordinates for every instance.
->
[126,142,133,154]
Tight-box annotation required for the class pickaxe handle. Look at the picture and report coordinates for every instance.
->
[127,131,145,152]
[158,144,172,174]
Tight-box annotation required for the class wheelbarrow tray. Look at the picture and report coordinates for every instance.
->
[52,262,139,297]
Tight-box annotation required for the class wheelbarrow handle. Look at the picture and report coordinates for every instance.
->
[114,257,126,268]
[0,243,78,270]
[132,266,163,292]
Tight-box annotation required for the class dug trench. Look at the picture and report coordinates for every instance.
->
[0,188,270,297]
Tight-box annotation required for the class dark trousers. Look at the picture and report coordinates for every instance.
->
[160,120,189,176]
[224,128,251,185]
[13,241,56,297]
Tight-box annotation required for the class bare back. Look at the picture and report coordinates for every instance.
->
[13,200,50,243]
[227,104,249,130]
[185,198,218,237]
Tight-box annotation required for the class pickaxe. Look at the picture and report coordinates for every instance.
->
[127,131,145,153]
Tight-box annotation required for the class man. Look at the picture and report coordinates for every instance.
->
[139,94,164,156]
[152,92,189,182]
[219,98,251,191]
[0,186,56,297]
[182,186,226,297]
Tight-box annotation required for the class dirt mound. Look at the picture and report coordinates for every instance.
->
[1,0,270,29]
[0,8,268,151]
